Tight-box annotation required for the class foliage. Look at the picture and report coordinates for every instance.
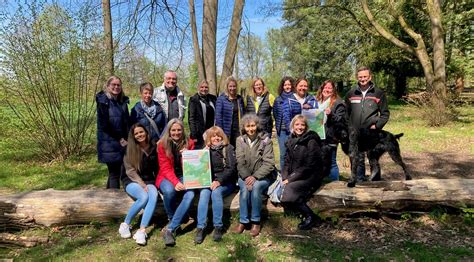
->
[0,2,107,161]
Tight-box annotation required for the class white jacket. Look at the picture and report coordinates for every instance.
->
[152,84,186,121]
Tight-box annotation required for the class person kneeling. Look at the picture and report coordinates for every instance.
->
[195,126,237,244]
[119,123,159,245]
[281,115,325,230]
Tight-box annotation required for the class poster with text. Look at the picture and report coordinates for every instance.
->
[301,109,326,140]
[182,149,212,189]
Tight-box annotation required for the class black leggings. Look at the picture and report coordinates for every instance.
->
[106,162,122,189]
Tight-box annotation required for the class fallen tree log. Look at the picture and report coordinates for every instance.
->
[0,179,472,230]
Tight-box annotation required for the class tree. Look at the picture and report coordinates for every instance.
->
[102,0,114,75]
[189,0,245,95]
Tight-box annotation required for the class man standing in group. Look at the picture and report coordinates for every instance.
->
[345,66,390,182]
[153,70,186,122]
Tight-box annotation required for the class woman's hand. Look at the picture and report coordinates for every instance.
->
[245,176,256,191]
[210,181,221,190]
[175,182,186,191]
[120,138,128,147]
[324,108,331,115]
[302,104,312,109]
[282,179,289,185]
[143,185,148,192]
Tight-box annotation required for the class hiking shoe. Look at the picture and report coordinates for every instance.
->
[118,222,131,238]
[133,229,147,245]
[194,228,204,244]
[163,229,176,246]
[213,226,223,242]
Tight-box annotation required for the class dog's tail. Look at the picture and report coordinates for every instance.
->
[394,133,404,140]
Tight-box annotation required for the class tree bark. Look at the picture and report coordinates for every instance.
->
[219,0,245,94]
[427,0,447,100]
[202,0,218,95]
[188,0,206,82]
[102,0,114,76]
[1,179,472,230]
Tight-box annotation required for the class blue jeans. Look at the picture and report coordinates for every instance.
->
[124,183,158,228]
[329,146,340,181]
[196,183,235,228]
[277,132,289,170]
[237,177,271,224]
[161,178,196,232]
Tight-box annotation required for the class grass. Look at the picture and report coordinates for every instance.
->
[0,101,473,260]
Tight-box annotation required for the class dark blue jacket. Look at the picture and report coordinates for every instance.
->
[215,93,245,137]
[130,101,166,142]
[287,94,318,121]
[96,91,130,163]
[273,94,292,136]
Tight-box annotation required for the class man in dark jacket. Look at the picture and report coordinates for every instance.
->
[345,66,390,181]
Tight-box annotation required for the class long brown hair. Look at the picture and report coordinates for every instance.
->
[158,118,189,158]
[316,80,339,109]
[277,76,295,95]
[125,123,150,172]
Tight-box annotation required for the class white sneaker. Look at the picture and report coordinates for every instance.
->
[118,222,131,238]
[133,229,147,245]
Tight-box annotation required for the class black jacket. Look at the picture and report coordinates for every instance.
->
[188,93,217,148]
[344,83,390,129]
[324,98,346,144]
[283,130,324,183]
[210,144,237,185]
[245,92,273,135]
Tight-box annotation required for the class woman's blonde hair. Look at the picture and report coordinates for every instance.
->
[289,114,309,134]
[125,123,150,172]
[203,126,229,147]
[224,76,238,97]
[158,118,189,158]
[104,75,124,102]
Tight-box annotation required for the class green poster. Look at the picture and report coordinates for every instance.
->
[301,109,326,139]
[182,149,212,189]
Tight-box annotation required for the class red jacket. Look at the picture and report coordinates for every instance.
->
[155,139,195,188]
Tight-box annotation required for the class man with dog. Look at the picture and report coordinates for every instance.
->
[345,66,390,183]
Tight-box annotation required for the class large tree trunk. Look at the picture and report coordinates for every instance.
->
[202,0,218,95]
[219,0,245,94]
[102,0,114,75]
[1,179,472,230]
[427,0,447,100]
[188,0,206,82]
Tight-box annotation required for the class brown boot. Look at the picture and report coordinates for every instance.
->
[250,224,261,237]
[234,223,246,234]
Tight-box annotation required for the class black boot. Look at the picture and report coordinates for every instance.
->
[194,228,204,244]
[213,226,224,242]
[298,215,319,230]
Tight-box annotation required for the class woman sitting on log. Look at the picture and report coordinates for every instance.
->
[156,119,195,246]
[281,114,325,230]
[194,126,237,244]
[235,114,275,237]
[118,123,158,245]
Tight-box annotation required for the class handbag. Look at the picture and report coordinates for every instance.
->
[267,171,285,204]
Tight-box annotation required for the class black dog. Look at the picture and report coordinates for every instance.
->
[334,123,412,187]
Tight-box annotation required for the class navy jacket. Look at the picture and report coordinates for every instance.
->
[96,91,130,163]
[273,93,292,136]
[287,94,318,121]
[130,101,166,142]
[215,94,245,137]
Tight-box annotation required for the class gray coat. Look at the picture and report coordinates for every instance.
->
[236,132,275,180]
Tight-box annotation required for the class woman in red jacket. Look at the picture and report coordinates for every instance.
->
[156,119,195,246]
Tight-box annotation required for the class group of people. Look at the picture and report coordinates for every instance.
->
[96,67,390,246]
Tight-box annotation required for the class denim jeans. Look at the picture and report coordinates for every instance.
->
[237,177,271,224]
[124,183,158,228]
[329,145,340,181]
[161,178,196,232]
[196,183,235,229]
[277,132,289,170]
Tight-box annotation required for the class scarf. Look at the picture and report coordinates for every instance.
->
[140,100,157,118]
[318,98,331,124]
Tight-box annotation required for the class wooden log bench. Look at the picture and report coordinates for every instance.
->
[1,179,472,230]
